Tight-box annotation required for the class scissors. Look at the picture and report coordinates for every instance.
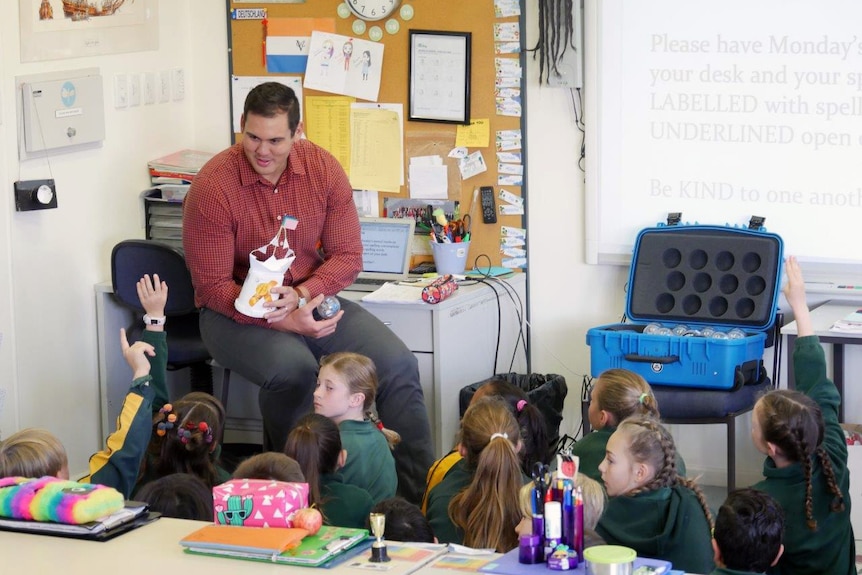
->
[460,214,472,240]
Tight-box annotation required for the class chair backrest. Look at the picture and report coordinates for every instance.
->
[111,239,198,316]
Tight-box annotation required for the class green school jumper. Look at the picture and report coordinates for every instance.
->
[573,426,687,483]
[424,459,471,545]
[596,485,714,574]
[320,473,374,529]
[339,419,397,504]
[753,335,856,575]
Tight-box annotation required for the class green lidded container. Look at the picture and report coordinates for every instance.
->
[583,545,637,575]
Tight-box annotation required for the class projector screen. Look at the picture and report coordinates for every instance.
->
[584,0,862,286]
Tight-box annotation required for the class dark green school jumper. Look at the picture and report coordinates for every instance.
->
[320,472,374,529]
[596,485,714,574]
[753,335,855,575]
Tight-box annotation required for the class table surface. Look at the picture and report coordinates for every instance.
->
[0,517,473,574]
[780,300,862,338]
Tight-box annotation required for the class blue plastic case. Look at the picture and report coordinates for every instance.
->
[586,224,783,390]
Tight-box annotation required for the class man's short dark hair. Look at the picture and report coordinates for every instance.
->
[243,82,301,136]
[368,497,435,543]
[714,488,784,572]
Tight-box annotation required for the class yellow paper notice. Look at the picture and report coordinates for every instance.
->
[455,119,490,148]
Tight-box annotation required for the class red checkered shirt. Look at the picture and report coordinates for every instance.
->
[182,140,361,326]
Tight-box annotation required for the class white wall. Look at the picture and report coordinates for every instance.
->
[0,0,771,486]
[0,0,231,476]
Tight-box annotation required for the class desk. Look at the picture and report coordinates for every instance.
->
[95,275,528,458]
[0,517,296,574]
[780,300,862,422]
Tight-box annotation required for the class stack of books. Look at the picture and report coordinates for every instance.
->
[147,149,216,201]
[180,524,371,566]
[830,309,862,333]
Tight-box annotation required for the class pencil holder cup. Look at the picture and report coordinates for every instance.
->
[431,241,470,275]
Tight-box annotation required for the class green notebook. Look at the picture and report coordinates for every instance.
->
[183,525,371,567]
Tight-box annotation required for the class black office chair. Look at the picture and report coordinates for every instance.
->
[111,239,214,394]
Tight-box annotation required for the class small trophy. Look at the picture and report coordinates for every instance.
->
[369,512,390,562]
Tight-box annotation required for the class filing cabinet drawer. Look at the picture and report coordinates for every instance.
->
[360,304,433,352]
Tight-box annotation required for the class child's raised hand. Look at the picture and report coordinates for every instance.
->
[782,256,813,336]
[782,256,807,312]
[119,327,155,380]
[137,274,168,317]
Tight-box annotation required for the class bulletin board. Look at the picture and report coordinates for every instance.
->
[226,0,527,271]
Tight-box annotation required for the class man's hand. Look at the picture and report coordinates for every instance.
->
[270,294,344,337]
[262,285,302,324]
[120,328,156,380]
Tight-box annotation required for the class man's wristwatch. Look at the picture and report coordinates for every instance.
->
[297,296,307,309]
[143,314,166,326]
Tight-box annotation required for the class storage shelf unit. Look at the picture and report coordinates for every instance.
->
[143,190,184,252]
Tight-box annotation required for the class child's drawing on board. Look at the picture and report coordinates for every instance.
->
[360,50,371,81]
[342,39,354,71]
[316,39,334,76]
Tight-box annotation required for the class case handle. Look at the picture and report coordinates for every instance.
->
[623,353,680,364]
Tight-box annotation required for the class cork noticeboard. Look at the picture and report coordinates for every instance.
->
[227,0,526,270]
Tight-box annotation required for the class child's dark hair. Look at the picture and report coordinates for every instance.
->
[136,473,214,521]
[714,488,784,572]
[450,397,522,552]
[150,392,225,488]
[232,452,305,482]
[369,496,435,543]
[617,416,713,528]
[593,369,660,426]
[757,389,845,529]
[472,378,550,471]
[319,352,401,448]
[283,413,341,509]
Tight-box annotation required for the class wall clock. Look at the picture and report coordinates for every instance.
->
[337,1,415,42]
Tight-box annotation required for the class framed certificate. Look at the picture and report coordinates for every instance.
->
[408,30,471,124]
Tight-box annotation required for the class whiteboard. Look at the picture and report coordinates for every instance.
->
[584,0,862,288]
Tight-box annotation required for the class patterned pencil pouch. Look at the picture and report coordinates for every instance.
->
[0,476,124,525]
[421,274,459,304]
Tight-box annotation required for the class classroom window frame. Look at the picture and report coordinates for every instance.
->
[408,30,472,125]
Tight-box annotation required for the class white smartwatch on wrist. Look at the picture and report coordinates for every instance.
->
[143,314,166,326]
[297,297,307,309]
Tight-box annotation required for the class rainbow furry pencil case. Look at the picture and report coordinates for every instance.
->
[0,476,124,525]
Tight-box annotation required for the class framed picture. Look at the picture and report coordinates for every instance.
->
[408,30,471,124]
[19,0,158,62]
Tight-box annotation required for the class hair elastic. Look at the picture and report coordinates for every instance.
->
[638,393,648,405]
[490,432,509,441]
[516,399,528,412]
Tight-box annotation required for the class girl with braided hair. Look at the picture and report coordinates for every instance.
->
[425,396,526,552]
[596,415,714,574]
[750,256,854,575]
[576,368,687,482]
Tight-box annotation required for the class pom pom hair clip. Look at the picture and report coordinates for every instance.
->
[155,404,177,437]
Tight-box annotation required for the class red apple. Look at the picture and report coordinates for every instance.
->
[293,507,323,535]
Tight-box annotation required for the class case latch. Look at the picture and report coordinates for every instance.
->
[748,215,766,230]
[666,212,682,226]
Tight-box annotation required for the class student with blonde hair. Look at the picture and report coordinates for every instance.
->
[515,472,607,549]
[314,352,398,503]
[425,397,525,552]
[575,368,685,481]
[0,429,68,479]
[596,416,714,574]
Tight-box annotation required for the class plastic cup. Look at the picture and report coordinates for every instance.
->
[430,241,470,276]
